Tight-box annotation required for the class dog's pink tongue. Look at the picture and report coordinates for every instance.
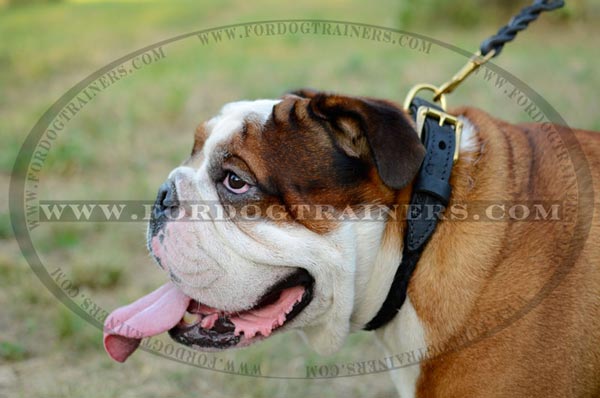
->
[103,282,190,363]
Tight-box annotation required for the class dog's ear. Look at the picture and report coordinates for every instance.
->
[302,91,425,190]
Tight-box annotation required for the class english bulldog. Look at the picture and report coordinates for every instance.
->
[104,90,600,397]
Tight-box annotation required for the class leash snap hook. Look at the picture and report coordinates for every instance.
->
[403,50,495,113]
[433,49,496,101]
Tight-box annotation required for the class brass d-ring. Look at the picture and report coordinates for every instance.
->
[403,83,447,112]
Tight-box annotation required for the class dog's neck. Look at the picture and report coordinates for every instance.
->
[342,114,485,395]
[350,113,486,334]
[349,201,405,329]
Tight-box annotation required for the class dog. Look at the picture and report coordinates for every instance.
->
[104,89,600,397]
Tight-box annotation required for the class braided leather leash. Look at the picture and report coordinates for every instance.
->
[480,0,565,57]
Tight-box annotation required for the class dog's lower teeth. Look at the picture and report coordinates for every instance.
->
[183,311,200,325]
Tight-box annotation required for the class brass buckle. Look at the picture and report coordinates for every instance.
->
[415,106,463,163]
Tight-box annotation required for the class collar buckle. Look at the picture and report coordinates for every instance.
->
[415,106,463,163]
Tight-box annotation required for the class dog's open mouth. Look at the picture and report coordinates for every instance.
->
[169,269,314,350]
[103,269,314,362]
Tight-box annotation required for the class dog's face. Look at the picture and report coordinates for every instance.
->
[146,90,424,354]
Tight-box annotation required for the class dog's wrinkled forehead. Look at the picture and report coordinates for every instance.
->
[188,94,405,232]
[202,97,379,182]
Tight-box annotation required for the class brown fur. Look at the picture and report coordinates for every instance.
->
[405,107,600,397]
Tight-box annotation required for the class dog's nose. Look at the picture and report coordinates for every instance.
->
[153,181,179,218]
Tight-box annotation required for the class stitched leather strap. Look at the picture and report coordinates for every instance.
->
[364,98,456,331]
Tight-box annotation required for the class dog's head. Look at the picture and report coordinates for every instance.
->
[104,90,425,361]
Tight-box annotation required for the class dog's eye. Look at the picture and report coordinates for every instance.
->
[223,172,250,194]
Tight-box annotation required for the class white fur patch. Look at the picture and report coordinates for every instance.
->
[459,116,478,152]
[350,221,401,329]
[376,297,426,398]
[202,99,281,157]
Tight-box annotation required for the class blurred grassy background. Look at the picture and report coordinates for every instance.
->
[1,0,599,397]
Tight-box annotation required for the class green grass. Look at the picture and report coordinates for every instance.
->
[0,341,28,362]
[70,257,124,290]
[54,306,103,350]
[1,1,599,397]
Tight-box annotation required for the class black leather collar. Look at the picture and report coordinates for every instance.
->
[364,97,458,331]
